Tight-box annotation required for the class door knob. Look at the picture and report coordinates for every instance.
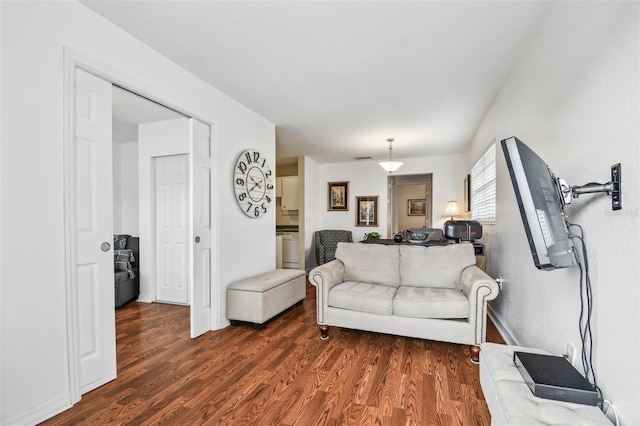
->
[195,236,200,243]
[101,242,111,252]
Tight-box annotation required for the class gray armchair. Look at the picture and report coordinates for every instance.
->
[314,230,353,265]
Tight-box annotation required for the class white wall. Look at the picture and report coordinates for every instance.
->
[305,154,466,269]
[138,118,190,302]
[0,2,274,424]
[303,157,321,270]
[113,141,140,236]
[467,2,639,423]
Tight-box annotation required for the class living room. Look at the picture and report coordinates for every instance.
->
[1,1,638,425]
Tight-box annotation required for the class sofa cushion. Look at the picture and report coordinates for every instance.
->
[399,243,476,289]
[393,286,469,319]
[328,281,397,315]
[114,270,132,285]
[335,242,400,287]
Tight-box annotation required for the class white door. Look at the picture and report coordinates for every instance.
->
[155,155,189,304]
[74,68,117,393]
[190,119,212,338]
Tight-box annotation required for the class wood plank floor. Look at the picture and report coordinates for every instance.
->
[43,281,504,425]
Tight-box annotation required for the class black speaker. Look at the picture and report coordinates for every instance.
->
[443,220,482,242]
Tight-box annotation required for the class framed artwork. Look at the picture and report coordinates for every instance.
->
[407,199,426,216]
[355,196,379,227]
[464,174,471,212]
[327,181,349,211]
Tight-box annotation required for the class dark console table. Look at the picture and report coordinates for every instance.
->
[361,239,485,256]
[360,239,449,246]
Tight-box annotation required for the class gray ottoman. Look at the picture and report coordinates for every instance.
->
[227,269,306,329]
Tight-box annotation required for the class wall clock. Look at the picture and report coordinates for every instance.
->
[233,149,274,218]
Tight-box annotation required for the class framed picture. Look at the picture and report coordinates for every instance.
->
[327,181,349,211]
[407,199,426,216]
[464,174,471,212]
[355,196,379,227]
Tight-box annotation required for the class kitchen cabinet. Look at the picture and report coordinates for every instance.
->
[275,177,282,198]
[280,176,298,211]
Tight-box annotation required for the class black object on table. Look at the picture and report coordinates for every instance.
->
[360,238,450,246]
[360,238,485,256]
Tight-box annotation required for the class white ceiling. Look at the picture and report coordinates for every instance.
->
[83,1,551,164]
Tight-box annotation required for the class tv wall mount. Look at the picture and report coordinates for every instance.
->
[555,163,621,211]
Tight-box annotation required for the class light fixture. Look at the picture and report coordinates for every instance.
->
[443,200,461,220]
[378,138,403,173]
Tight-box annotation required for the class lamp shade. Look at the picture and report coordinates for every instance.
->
[379,137,403,173]
[443,200,461,220]
[378,160,404,173]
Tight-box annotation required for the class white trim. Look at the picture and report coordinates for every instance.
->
[487,306,519,346]
[3,393,71,426]
[62,46,222,402]
[209,121,223,330]
[62,46,82,405]
[0,4,3,418]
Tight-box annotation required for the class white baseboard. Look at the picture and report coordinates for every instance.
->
[487,306,520,346]
[136,294,155,303]
[4,393,71,426]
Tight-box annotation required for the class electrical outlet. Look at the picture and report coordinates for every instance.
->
[566,343,576,366]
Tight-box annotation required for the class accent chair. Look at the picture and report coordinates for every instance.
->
[314,229,353,265]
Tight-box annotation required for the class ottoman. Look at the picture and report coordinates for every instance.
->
[480,342,610,425]
[227,269,306,329]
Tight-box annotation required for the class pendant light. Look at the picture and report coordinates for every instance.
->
[378,138,403,173]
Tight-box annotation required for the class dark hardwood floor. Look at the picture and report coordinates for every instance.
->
[43,281,504,425]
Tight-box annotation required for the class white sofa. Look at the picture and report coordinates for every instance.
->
[309,242,499,362]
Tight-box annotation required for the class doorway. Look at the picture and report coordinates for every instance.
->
[387,173,433,236]
[111,86,214,336]
[65,61,215,402]
[112,86,189,306]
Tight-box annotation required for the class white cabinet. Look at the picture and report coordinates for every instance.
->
[280,176,298,211]
[282,233,300,269]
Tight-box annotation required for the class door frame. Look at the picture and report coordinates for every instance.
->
[386,173,433,237]
[62,47,221,403]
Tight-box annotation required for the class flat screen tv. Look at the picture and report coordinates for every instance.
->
[501,137,578,270]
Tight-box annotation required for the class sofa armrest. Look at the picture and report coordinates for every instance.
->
[309,259,345,323]
[460,265,500,345]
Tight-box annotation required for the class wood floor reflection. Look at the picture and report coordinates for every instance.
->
[43,280,504,425]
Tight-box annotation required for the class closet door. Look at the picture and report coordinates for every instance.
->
[74,68,117,393]
[155,154,189,304]
[190,118,212,338]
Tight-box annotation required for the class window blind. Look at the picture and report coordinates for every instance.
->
[471,143,496,223]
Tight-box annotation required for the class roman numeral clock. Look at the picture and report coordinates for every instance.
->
[233,149,274,218]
